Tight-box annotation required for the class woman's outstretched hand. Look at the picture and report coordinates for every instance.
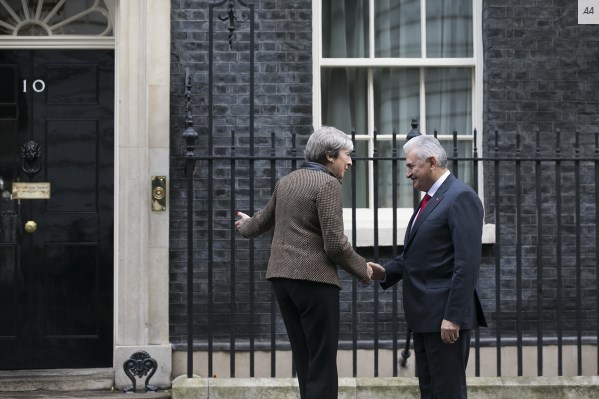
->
[235,211,250,230]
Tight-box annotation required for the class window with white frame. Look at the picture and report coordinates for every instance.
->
[313,0,483,245]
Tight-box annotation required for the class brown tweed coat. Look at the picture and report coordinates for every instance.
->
[238,167,369,287]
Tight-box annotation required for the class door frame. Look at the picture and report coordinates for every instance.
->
[0,0,172,388]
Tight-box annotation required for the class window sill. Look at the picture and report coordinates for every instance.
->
[343,209,496,247]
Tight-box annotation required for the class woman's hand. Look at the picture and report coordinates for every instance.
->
[235,211,250,230]
[359,263,373,284]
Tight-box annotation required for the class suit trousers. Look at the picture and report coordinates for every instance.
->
[271,278,340,399]
[413,330,472,399]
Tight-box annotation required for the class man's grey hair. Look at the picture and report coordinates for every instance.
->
[304,126,353,163]
[403,135,448,168]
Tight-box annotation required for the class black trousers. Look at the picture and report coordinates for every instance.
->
[271,278,340,399]
[413,330,472,399]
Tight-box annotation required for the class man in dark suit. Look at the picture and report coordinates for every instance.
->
[371,134,486,399]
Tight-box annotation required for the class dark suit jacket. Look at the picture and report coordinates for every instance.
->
[381,173,487,332]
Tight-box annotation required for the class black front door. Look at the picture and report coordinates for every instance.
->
[0,50,114,369]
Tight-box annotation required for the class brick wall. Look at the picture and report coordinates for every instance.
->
[482,0,599,339]
[483,0,599,136]
[169,0,315,347]
[169,0,599,350]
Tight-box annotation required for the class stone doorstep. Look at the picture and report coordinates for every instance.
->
[0,368,113,392]
[0,390,172,399]
[172,376,599,399]
[0,368,172,398]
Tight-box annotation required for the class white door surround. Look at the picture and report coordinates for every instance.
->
[0,0,172,389]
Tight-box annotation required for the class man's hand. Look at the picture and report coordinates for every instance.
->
[367,262,386,281]
[440,319,460,344]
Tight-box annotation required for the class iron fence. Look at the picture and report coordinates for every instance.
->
[170,0,599,382]
[173,122,599,379]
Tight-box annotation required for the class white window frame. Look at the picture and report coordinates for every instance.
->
[313,0,493,246]
[0,0,114,48]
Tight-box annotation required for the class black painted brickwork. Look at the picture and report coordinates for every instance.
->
[483,0,599,137]
[169,0,599,349]
[482,0,599,342]
[169,0,315,347]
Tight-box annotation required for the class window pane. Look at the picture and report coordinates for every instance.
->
[17,24,48,36]
[343,140,368,208]
[373,68,420,135]
[425,68,472,135]
[0,0,113,36]
[375,0,421,57]
[0,0,25,22]
[321,68,368,135]
[439,139,474,187]
[377,141,414,208]
[426,0,472,57]
[322,0,369,58]
[51,12,111,36]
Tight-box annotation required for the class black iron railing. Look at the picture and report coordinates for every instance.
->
[172,0,599,381]
[174,125,599,379]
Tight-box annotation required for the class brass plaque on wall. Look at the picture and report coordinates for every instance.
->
[11,182,51,199]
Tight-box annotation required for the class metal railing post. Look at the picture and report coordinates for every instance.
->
[402,119,422,371]
[182,67,198,378]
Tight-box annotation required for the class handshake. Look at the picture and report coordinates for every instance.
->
[361,262,386,284]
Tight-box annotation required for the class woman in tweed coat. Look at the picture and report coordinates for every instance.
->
[236,126,377,399]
